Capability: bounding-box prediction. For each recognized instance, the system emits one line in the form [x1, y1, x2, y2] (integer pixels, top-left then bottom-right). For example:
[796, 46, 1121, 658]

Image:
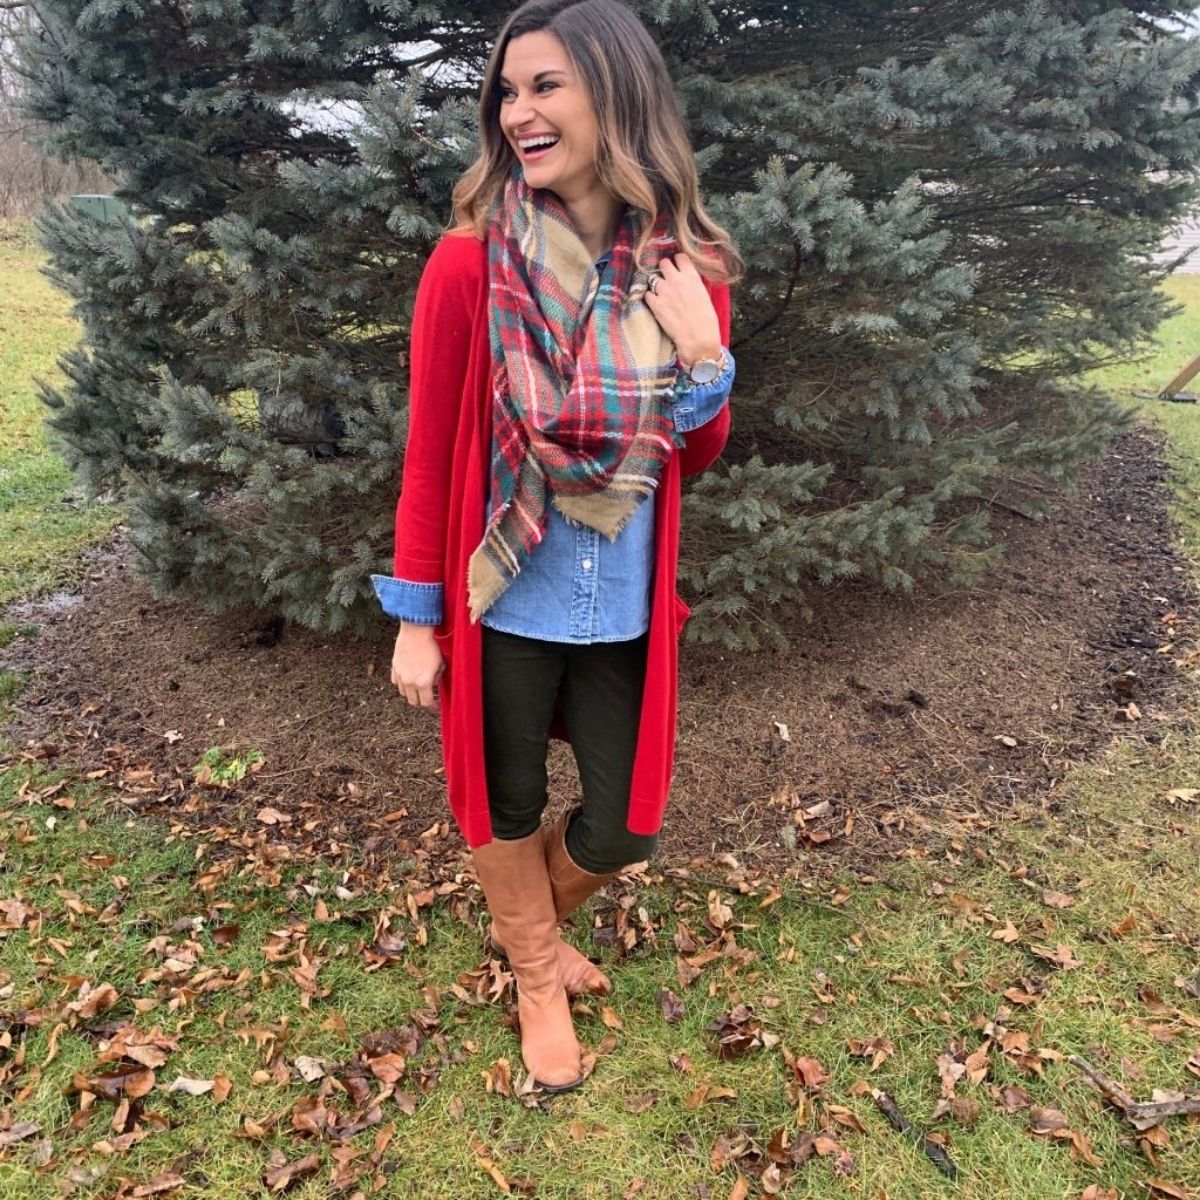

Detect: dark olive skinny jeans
[481, 624, 659, 873]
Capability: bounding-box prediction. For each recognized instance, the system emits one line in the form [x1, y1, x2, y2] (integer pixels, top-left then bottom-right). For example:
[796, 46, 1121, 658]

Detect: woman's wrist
[675, 342, 724, 371]
[399, 621, 438, 635]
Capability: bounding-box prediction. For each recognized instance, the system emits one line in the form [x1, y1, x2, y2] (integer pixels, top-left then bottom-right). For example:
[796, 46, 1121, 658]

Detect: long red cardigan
[393, 230, 732, 849]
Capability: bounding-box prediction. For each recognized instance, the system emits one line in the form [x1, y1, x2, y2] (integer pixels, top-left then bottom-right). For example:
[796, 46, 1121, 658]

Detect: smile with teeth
[518, 134, 560, 159]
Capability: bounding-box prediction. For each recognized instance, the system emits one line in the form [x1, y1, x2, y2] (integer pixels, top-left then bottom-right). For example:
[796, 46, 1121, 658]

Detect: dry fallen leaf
[1030, 942, 1082, 969]
[130, 1172, 186, 1197]
[263, 1150, 320, 1194]
[1029, 1106, 1069, 1135]
[658, 988, 685, 1024]
[1146, 1181, 1191, 1200]
[846, 1036, 895, 1071]
[0, 1122, 41, 1149]
[166, 1076, 214, 1097]
[472, 1141, 511, 1194]
[293, 1055, 329, 1083]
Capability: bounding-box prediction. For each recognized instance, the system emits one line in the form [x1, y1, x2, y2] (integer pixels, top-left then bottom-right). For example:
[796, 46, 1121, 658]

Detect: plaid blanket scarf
[466, 165, 684, 623]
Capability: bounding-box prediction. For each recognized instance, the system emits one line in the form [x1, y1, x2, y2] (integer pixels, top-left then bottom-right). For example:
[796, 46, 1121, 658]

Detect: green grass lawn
[0, 223, 119, 610]
[0, 228, 1198, 1199]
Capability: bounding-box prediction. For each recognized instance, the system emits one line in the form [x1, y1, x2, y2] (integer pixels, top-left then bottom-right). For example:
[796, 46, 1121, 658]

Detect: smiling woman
[373, 0, 743, 1096]
[450, 1, 741, 278]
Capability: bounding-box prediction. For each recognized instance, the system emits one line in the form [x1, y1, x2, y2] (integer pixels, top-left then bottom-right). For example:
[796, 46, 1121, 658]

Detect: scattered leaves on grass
[1, 743, 1196, 1196]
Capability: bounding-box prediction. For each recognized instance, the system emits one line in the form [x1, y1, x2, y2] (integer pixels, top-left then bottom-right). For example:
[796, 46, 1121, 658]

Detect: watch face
[689, 360, 720, 384]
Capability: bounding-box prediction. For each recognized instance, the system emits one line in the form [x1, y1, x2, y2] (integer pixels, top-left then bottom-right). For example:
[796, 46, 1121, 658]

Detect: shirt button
[581, 558, 593, 571]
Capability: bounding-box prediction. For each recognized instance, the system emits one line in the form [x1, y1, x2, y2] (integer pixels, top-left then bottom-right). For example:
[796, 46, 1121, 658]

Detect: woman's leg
[476, 626, 583, 1090]
[480, 625, 614, 999]
[560, 630, 660, 873]
[482, 625, 564, 836]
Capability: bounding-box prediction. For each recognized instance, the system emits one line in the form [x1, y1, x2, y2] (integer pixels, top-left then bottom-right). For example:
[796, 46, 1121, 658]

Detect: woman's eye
[499, 82, 557, 99]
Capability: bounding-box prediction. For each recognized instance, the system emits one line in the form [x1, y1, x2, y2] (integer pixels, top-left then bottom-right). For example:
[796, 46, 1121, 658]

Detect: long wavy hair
[449, 0, 743, 287]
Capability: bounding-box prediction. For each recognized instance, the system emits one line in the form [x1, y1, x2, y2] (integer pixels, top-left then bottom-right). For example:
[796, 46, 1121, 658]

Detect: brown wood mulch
[3, 423, 1198, 882]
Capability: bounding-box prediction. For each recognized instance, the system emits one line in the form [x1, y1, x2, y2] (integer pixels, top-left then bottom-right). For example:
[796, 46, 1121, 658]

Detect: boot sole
[537, 1073, 586, 1092]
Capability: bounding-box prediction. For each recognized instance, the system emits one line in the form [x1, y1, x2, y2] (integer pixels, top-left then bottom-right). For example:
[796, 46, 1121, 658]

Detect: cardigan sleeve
[393, 236, 481, 584]
[677, 279, 733, 478]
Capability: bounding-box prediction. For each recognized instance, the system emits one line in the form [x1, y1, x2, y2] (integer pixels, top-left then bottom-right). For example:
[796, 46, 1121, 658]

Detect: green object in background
[67, 193, 129, 222]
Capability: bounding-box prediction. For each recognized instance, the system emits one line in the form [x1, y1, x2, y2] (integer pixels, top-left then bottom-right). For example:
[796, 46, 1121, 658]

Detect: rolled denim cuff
[671, 346, 735, 433]
[370, 574, 443, 625]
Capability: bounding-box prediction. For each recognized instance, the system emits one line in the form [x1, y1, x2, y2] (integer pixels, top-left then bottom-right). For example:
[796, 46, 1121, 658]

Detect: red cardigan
[393, 231, 732, 849]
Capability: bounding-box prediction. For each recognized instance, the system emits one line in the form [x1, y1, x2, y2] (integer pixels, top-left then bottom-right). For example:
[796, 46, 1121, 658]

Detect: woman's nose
[505, 91, 537, 129]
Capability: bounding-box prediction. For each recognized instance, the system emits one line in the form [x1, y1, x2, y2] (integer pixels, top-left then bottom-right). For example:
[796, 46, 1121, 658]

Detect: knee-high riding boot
[471, 824, 585, 1092]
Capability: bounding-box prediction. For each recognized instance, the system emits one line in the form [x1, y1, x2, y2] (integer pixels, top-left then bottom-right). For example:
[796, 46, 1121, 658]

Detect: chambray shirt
[372, 249, 735, 643]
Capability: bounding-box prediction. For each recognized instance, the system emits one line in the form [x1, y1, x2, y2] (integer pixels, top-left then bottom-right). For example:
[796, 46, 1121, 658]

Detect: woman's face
[498, 30, 603, 201]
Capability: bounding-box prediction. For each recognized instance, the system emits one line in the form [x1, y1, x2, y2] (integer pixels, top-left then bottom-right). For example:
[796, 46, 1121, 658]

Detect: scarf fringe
[553, 488, 646, 541]
[467, 546, 508, 625]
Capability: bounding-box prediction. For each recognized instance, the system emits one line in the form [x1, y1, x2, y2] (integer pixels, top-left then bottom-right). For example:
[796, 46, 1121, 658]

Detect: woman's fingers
[398, 676, 440, 709]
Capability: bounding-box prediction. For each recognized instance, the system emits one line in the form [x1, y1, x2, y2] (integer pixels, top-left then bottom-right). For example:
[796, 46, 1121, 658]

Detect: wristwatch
[681, 348, 727, 387]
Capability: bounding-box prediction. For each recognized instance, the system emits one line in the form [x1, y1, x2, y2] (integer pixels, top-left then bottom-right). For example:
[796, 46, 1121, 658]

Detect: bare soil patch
[3, 423, 1198, 876]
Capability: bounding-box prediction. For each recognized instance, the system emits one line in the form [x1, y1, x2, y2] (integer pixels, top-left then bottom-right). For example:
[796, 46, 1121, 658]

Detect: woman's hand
[641, 252, 722, 368]
[391, 623, 445, 710]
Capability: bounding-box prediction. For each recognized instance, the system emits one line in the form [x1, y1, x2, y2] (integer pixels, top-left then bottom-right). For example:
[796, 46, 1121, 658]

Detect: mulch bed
[3, 423, 1198, 880]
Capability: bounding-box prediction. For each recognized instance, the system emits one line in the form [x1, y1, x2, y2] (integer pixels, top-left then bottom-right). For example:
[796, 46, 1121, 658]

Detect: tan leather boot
[471, 824, 584, 1092]
[489, 807, 623, 997]
[544, 806, 624, 995]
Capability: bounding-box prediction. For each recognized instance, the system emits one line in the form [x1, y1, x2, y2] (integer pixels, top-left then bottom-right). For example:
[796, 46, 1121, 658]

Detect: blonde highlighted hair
[449, 0, 743, 287]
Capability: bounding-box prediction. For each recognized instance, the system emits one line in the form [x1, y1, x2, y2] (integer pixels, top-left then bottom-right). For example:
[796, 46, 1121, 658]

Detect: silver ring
[647, 274, 660, 293]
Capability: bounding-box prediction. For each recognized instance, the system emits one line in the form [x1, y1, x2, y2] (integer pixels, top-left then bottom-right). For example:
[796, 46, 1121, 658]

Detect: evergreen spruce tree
[14, 0, 1200, 648]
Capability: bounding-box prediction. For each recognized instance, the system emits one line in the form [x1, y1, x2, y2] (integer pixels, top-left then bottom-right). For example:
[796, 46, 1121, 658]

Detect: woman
[372, 0, 741, 1093]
